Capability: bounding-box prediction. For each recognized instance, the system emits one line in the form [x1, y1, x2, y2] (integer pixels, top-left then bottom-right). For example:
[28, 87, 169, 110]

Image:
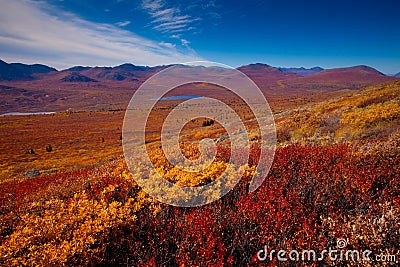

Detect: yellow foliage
[0, 188, 143, 266]
[341, 102, 400, 128]
[276, 80, 400, 144]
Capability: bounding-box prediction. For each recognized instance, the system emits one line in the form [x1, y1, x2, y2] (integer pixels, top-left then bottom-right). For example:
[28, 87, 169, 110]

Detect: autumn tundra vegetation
[0, 79, 399, 266]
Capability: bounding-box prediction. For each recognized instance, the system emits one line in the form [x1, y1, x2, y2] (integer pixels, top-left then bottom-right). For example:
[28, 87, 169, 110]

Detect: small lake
[0, 112, 56, 117]
[152, 95, 204, 101]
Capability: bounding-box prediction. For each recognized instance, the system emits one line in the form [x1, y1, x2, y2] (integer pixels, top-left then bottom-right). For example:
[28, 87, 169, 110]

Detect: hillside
[237, 63, 397, 95]
[60, 73, 98, 82]
[275, 79, 400, 144]
[0, 60, 56, 81]
[77, 64, 165, 82]
[0, 79, 399, 266]
[273, 65, 394, 93]
[0, 59, 397, 114]
[236, 63, 299, 91]
[0, 60, 33, 81]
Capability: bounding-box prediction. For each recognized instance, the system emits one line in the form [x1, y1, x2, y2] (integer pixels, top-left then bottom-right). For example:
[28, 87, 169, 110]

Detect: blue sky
[0, 0, 399, 73]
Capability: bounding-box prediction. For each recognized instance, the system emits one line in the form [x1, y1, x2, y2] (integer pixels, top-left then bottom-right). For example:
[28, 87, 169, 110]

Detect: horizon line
[1, 58, 398, 75]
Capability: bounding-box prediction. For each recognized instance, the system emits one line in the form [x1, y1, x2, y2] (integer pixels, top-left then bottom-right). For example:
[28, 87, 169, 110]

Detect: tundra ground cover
[0, 140, 399, 266]
[0, 80, 399, 266]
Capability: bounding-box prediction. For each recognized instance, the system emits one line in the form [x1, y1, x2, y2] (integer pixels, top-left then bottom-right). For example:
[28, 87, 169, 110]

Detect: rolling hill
[237, 63, 299, 83]
[238, 64, 396, 94]
[0, 59, 398, 114]
[0, 60, 56, 81]
[60, 73, 98, 83]
[275, 79, 400, 144]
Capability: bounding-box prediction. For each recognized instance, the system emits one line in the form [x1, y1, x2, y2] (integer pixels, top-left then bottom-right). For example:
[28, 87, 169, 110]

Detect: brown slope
[78, 64, 168, 82]
[275, 79, 400, 144]
[0, 60, 33, 81]
[0, 59, 57, 81]
[60, 73, 98, 82]
[236, 64, 396, 95]
[1, 62, 397, 115]
[237, 63, 299, 88]
[279, 65, 396, 93]
[0, 71, 141, 114]
[0, 63, 162, 113]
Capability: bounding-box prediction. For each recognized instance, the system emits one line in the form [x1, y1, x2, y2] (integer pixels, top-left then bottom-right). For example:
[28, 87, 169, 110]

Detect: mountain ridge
[0, 59, 395, 81]
[278, 66, 324, 76]
[0, 60, 57, 81]
[0, 59, 398, 114]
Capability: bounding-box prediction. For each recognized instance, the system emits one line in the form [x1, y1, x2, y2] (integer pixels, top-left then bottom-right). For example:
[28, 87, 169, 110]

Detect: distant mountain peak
[114, 63, 150, 71]
[349, 65, 379, 71]
[237, 63, 282, 74]
[0, 59, 33, 81]
[0, 59, 58, 81]
[310, 66, 324, 71]
[10, 63, 57, 74]
[242, 63, 272, 69]
[60, 73, 98, 82]
[321, 65, 385, 76]
[357, 65, 385, 75]
[278, 66, 324, 76]
[65, 66, 91, 72]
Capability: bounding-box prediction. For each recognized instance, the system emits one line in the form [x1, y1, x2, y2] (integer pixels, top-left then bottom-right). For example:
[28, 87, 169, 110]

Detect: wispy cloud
[180, 39, 190, 46]
[116, 20, 131, 27]
[159, 41, 176, 49]
[141, 0, 199, 34]
[0, 0, 200, 69]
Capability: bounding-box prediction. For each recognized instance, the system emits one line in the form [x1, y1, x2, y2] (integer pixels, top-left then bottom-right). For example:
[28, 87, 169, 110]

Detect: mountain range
[0, 59, 396, 84]
[0, 59, 56, 81]
[0, 59, 398, 114]
[278, 66, 324, 76]
[236, 63, 395, 93]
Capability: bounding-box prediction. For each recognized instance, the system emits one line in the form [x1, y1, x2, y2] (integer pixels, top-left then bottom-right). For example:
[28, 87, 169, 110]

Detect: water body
[152, 95, 204, 101]
[0, 112, 56, 117]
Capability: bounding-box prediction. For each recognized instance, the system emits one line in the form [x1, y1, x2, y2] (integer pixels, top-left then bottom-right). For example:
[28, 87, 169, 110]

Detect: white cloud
[141, 0, 199, 33]
[159, 41, 175, 48]
[181, 39, 190, 46]
[141, 0, 163, 11]
[170, 34, 189, 47]
[116, 20, 131, 27]
[0, 0, 201, 69]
